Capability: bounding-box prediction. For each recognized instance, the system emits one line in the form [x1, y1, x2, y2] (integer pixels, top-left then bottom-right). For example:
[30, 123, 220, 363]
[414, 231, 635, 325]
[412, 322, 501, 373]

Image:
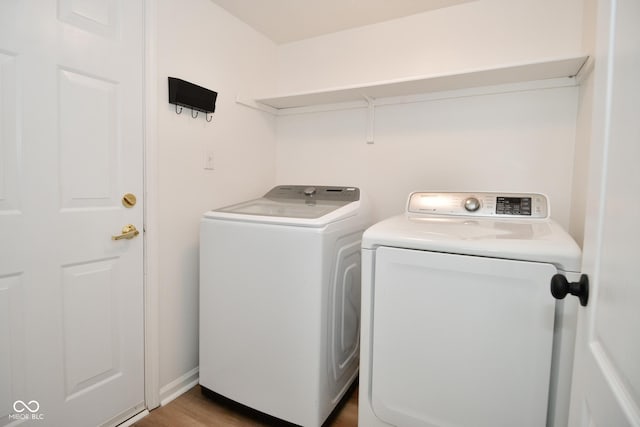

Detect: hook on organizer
[206, 113, 213, 122]
[175, 104, 183, 114]
[191, 109, 198, 119]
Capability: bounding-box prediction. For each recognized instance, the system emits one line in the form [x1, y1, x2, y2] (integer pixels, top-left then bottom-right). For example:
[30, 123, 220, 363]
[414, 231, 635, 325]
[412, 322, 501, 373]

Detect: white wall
[275, 0, 585, 231]
[570, 71, 594, 246]
[156, 0, 277, 395]
[569, 0, 598, 247]
[153, 0, 590, 401]
[276, 0, 584, 94]
[277, 87, 579, 227]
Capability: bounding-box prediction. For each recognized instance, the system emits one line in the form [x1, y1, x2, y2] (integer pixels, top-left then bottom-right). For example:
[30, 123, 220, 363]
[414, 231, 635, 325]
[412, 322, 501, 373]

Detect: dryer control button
[303, 187, 317, 196]
[464, 197, 481, 212]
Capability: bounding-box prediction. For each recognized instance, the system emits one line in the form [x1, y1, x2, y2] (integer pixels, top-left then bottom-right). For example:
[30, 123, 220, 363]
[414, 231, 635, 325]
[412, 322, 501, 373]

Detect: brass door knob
[112, 224, 140, 240]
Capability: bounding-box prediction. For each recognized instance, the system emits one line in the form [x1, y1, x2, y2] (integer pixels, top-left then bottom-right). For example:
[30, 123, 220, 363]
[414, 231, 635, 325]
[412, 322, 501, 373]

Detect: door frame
[143, 0, 161, 410]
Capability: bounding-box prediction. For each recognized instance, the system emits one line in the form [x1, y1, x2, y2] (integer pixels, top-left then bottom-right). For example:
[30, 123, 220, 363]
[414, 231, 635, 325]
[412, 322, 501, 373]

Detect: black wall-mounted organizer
[168, 77, 218, 122]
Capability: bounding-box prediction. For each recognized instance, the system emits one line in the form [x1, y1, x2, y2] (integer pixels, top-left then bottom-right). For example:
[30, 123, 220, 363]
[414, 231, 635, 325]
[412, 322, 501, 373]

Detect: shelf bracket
[364, 96, 375, 144]
[235, 95, 279, 115]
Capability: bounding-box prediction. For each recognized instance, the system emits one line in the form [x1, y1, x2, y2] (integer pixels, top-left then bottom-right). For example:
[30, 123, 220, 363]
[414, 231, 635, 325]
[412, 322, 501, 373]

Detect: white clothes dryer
[359, 192, 582, 427]
[200, 185, 371, 427]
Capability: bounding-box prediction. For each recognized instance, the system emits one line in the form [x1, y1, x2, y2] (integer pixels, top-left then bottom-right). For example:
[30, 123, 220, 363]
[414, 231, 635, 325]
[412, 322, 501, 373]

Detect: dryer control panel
[407, 192, 549, 218]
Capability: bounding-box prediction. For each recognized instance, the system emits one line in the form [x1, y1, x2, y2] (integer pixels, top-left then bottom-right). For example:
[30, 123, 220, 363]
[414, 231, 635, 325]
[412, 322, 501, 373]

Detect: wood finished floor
[132, 382, 358, 427]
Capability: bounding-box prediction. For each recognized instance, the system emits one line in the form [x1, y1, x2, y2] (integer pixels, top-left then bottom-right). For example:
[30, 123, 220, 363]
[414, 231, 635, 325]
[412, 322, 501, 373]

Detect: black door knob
[550, 274, 589, 307]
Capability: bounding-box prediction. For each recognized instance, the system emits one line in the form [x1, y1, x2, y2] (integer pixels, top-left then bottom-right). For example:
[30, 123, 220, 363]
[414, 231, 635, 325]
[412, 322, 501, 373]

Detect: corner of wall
[568, 0, 598, 247]
[159, 367, 200, 406]
[155, 0, 278, 397]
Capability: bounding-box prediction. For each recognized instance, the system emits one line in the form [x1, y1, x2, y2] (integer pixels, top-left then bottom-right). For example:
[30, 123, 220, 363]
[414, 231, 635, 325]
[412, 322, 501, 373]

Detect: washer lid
[203, 185, 361, 226]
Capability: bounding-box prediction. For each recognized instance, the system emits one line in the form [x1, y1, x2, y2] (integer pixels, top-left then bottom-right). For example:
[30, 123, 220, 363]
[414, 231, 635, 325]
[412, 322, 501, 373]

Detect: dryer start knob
[303, 187, 317, 196]
[464, 197, 481, 212]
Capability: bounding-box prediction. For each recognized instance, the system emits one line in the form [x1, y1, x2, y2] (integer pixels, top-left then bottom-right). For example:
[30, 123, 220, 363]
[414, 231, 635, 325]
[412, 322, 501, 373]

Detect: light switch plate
[204, 150, 214, 170]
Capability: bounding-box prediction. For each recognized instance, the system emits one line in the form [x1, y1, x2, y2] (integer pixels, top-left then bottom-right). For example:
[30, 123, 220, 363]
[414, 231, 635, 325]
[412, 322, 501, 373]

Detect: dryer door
[371, 247, 557, 427]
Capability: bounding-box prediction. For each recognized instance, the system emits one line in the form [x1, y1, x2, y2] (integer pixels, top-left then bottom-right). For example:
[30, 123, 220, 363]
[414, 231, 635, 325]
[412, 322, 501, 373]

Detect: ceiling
[209, 0, 473, 44]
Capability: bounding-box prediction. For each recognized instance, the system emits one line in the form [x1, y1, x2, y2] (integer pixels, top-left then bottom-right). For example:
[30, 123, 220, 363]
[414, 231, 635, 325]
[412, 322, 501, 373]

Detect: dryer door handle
[550, 274, 589, 307]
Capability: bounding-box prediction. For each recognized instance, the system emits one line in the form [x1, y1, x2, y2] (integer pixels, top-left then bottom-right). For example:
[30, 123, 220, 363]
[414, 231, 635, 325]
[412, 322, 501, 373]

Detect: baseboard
[159, 367, 199, 406]
[117, 409, 149, 427]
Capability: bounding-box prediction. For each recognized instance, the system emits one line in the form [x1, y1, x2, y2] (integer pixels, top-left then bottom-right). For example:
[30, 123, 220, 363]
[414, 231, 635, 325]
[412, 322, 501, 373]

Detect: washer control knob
[303, 187, 317, 196]
[464, 197, 481, 212]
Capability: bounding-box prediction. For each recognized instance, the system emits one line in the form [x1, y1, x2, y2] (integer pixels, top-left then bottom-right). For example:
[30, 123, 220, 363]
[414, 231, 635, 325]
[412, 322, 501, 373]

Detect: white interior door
[0, 1, 145, 426]
[568, 0, 640, 425]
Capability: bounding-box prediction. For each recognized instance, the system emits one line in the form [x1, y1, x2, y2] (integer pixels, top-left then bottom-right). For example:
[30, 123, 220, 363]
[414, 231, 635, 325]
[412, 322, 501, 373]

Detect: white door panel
[58, 0, 118, 38]
[0, 275, 27, 422]
[569, 0, 640, 425]
[58, 69, 119, 208]
[0, 1, 144, 425]
[0, 52, 19, 214]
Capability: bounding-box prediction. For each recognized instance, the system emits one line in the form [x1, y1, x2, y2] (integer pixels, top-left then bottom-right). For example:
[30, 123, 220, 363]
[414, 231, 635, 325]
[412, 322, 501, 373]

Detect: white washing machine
[359, 192, 582, 427]
[199, 185, 371, 427]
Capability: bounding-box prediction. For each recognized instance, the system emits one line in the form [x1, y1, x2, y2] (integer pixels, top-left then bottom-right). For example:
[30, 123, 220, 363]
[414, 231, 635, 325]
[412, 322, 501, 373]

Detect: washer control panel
[408, 192, 549, 218]
[265, 185, 360, 202]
